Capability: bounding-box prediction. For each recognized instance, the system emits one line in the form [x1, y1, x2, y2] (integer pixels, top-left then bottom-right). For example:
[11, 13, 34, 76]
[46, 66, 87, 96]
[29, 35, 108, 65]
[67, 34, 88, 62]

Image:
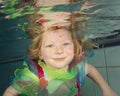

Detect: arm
[3, 86, 20, 96]
[86, 64, 117, 96]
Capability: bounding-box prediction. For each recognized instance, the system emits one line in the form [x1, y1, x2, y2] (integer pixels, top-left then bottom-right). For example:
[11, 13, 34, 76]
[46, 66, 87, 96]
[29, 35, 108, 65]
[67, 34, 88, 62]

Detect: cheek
[66, 46, 74, 56]
[40, 49, 52, 59]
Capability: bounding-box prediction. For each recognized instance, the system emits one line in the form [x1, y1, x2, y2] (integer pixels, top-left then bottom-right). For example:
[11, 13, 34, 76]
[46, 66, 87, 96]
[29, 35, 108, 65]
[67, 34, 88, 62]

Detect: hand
[102, 88, 118, 96]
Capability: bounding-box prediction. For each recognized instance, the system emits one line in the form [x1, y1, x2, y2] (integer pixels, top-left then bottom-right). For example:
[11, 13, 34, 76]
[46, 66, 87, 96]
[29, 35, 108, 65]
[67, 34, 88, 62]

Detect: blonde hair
[26, 0, 98, 60]
[26, 26, 80, 59]
[26, 25, 96, 60]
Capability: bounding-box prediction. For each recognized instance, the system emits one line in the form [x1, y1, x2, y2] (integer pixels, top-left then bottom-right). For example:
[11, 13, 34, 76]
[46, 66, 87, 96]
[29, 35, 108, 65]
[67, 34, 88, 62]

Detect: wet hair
[26, 25, 96, 60]
[25, 0, 98, 60]
[26, 26, 79, 59]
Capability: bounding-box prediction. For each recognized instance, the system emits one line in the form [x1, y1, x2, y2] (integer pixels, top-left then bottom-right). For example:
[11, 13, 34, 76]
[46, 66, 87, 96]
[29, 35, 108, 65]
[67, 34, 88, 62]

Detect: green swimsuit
[11, 56, 86, 96]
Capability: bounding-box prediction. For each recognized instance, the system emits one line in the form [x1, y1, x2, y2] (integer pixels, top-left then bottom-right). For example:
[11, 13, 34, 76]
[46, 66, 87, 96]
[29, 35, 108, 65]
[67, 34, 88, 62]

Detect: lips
[53, 57, 65, 61]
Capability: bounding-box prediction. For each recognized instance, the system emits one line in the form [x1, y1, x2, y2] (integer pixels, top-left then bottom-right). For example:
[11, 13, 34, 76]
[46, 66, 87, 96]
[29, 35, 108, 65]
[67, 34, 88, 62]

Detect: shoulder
[85, 63, 95, 75]
[13, 56, 39, 81]
[23, 55, 43, 76]
[11, 56, 40, 93]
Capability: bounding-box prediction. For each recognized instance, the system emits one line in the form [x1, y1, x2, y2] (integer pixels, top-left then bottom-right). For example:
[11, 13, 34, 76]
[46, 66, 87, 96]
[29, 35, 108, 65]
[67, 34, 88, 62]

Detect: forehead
[42, 29, 72, 41]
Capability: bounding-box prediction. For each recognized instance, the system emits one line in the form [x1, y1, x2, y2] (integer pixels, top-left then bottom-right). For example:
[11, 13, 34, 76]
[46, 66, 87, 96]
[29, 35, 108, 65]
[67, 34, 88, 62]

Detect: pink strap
[36, 64, 48, 89]
[36, 64, 44, 78]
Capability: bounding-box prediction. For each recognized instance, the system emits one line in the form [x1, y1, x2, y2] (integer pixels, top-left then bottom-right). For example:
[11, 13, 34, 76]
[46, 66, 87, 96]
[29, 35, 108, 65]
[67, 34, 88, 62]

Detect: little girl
[1, 0, 117, 96]
[3, 26, 117, 96]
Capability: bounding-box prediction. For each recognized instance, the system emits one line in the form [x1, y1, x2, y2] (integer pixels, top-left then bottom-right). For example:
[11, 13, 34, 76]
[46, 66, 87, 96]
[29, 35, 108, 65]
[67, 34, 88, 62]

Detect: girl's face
[39, 29, 74, 69]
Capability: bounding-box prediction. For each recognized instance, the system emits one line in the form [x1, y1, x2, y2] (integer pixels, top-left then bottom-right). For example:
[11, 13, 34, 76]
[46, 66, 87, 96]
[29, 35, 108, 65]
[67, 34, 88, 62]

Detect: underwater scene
[0, 0, 120, 64]
[0, 0, 120, 96]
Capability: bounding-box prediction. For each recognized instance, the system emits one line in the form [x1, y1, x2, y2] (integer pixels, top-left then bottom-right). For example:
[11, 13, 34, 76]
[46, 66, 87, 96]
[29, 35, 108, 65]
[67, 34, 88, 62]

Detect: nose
[55, 45, 63, 54]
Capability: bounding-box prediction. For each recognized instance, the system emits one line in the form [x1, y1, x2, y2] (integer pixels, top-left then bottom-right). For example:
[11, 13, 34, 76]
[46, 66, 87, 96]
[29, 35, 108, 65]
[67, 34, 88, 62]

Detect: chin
[55, 64, 69, 69]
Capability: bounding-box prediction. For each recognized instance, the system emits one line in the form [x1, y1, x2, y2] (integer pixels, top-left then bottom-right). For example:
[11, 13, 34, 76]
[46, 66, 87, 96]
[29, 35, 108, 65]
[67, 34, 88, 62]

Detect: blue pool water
[0, 1, 120, 96]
